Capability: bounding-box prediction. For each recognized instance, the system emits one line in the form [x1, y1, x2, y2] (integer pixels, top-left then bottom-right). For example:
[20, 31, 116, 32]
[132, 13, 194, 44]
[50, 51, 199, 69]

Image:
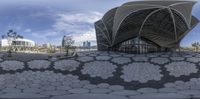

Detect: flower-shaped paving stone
[132, 57, 149, 62]
[54, 60, 80, 71]
[77, 53, 86, 57]
[186, 57, 200, 63]
[170, 57, 185, 61]
[0, 61, 24, 71]
[88, 53, 98, 57]
[195, 54, 200, 58]
[110, 54, 122, 57]
[28, 60, 50, 69]
[0, 71, 83, 96]
[0, 54, 4, 58]
[121, 63, 163, 83]
[99, 53, 110, 56]
[111, 57, 131, 65]
[171, 53, 181, 57]
[123, 54, 135, 58]
[77, 56, 94, 62]
[135, 54, 146, 57]
[160, 55, 170, 57]
[150, 58, 170, 65]
[165, 62, 198, 77]
[184, 55, 193, 58]
[146, 54, 159, 58]
[81, 61, 117, 79]
[96, 56, 111, 61]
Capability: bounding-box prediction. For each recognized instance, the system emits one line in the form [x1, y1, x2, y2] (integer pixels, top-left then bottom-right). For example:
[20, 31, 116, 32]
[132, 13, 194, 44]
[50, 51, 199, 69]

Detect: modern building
[42, 43, 52, 49]
[83, 41, 91, 48]
[95, 0, 199, 53]
[1, 38, 35, 51]
[62, 36, 66, 47]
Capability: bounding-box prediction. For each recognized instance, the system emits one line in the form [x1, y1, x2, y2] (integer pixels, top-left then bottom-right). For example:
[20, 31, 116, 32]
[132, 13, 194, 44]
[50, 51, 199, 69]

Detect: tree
[1, 30, 23, 57]
[197, 42, 200, 51]
[62, 36, 75, 56]
[191, 42, 200, 52]
[191, 42, 196, 52]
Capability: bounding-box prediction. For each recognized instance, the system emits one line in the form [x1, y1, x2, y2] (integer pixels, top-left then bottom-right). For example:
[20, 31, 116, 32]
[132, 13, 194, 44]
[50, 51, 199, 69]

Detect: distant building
[83, 41, 91, 48]
[1, 38, 35, 51]
[62, 36, 66, 47]
[42, 43, 52, 49]
[42, 44, 46, 48]
[47, 43, 51, 48]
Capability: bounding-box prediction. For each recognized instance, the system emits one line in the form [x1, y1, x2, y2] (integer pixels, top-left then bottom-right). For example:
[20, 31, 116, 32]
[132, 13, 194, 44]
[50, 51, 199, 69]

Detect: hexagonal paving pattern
[28, 60, 50, 69]
[81, 61, 117, 79]
[132, 57, 149, 62]
[111, 57, 131, 65]
[121, 63, 163, 83]
[0, 60, 24, 71]
[150, 57, 170, 65]
[96, 56, 111, 61]
[186, 57, 200, 63]
[1, 51, 200, 99]
[54, 60, 80, 71]
[77, 56, 94, 62]
[165, 62, 198, 77]
[170, 57, 185, 61]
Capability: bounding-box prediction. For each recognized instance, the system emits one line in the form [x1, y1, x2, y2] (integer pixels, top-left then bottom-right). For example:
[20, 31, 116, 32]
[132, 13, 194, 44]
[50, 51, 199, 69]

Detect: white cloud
[24, 29, 32, 32]
[53, 11, 102, 45]
[53, 11, 102, 33]
[7, 24, 23, 31]
[31, 31, 62, 45]
[72, 29, 97, 46]
[31, 33, 46, 39]
[57, 12, 102, 24]
[31, 31, 57, 38]
[30, 11, 102, 46]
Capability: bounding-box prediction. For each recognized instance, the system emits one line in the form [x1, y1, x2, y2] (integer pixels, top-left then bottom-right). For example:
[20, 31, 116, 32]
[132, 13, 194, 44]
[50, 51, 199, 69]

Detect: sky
[0, 0, 199, 47]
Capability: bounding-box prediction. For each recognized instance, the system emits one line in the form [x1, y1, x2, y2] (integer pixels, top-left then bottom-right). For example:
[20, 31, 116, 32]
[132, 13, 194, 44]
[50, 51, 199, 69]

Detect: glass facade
[113, 37, 167, 54]
[95, 20, 111, 51]
[12, 41, 33, 47]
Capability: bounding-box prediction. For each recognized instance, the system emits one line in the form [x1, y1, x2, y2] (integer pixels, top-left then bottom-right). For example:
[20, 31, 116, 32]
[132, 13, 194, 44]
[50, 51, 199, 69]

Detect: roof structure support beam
[101, 19, 112, 42]
[113, 2, 194, 45]
[138, 8, 165, 37]
[169, 1, 195, 29]
[167, 8, 178, 41]
[95, 24, 112, 46]
[98, 43, 109, 47]
[112, 7, 160, 44]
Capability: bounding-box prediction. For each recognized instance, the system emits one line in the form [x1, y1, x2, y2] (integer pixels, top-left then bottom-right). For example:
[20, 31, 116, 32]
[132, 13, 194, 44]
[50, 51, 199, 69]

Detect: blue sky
[0, 0, 199, 47]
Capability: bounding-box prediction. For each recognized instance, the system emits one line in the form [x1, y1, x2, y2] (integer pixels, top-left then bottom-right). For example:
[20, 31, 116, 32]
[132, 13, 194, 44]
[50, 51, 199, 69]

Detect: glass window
[115, 37, 161, 53]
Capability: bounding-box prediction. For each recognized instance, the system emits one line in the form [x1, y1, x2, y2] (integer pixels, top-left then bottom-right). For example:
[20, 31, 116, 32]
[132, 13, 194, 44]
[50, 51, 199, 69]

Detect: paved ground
[1, 51, 200, 99]
[2, 52, 49, 61]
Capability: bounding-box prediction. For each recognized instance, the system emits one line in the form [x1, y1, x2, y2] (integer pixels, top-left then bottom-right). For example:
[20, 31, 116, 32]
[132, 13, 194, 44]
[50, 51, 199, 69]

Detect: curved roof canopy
[95, 0, 199, 48]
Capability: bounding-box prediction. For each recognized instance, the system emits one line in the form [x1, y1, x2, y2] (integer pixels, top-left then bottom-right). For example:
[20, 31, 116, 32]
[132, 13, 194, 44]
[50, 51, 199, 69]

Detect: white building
[1, 38, 36, 51]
